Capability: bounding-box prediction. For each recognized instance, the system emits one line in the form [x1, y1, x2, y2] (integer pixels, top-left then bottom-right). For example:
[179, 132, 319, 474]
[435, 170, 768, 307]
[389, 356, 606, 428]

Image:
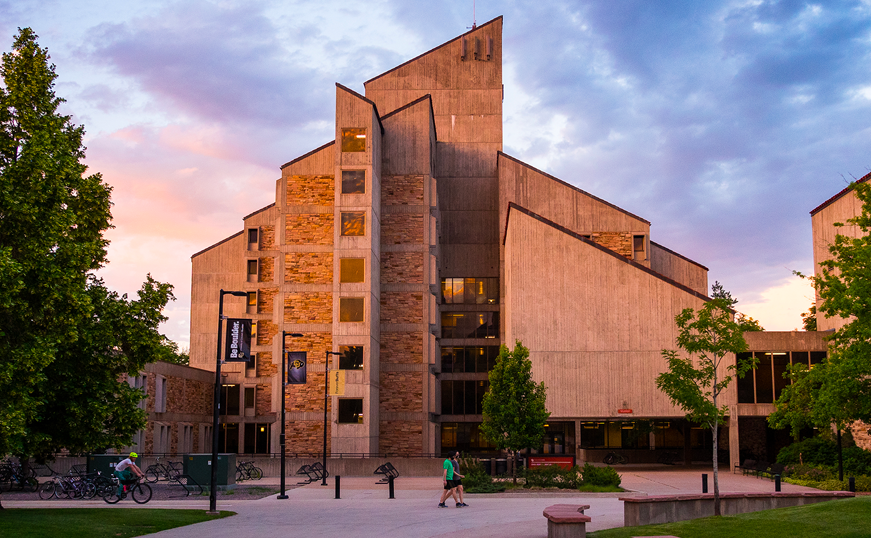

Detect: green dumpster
[87, 454, 125, 476]
[183, 453, 236, 490]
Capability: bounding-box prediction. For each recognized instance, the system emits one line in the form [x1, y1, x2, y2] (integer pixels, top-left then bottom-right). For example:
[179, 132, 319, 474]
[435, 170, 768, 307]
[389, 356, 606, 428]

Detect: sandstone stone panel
[257, 351, 277, 377]
[260, 225, 276, 249]
[257, 288, 278, 314]
[379, 421, 423, 455]
[381, 292, 423, 324]
[591, 232, 632, 258]
[285, 420, 330, 454]
[286, 252, 334, 284]
[381, 214, 424, 245]
[382, 175, 425, 205]
[285, 293, 333, 324]
[288, 372, 330, 412]
[286, 214, 333, 245]
[282, 333, 333, 364]
[287, 175, 335, 206]
[380, 252, 424, 284]
[256, 320, 278, 346]
[259, 256, 275, 282]
[380, 372, 423, 413]
[380, 333, 423, 364]
[255, 384, 272, 416]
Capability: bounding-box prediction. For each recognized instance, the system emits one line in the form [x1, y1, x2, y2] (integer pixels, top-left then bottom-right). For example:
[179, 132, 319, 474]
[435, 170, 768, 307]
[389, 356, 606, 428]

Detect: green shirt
[443, 459, 454, 480]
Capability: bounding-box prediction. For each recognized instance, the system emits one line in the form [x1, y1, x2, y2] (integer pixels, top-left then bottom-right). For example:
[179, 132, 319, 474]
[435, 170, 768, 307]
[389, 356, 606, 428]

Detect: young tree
[656, 297, 752, 516]
[710, 280, 764, 332]
[800, 303, 817, 331]
[0, 28, 180, 462]
[480, 341, 550, 484]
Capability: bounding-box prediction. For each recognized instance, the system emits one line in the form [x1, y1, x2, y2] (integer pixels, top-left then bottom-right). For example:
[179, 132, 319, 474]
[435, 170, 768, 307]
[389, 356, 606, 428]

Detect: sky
[2, 0, 870, 348]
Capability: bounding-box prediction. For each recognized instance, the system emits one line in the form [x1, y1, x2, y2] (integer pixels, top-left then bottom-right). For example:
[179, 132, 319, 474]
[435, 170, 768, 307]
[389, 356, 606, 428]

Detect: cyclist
[114, 452, 145, 496]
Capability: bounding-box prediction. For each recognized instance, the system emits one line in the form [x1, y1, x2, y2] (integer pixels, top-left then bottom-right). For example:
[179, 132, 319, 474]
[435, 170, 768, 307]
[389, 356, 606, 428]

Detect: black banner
[224, 318, 252, 362]
[287, 352, 307, 384]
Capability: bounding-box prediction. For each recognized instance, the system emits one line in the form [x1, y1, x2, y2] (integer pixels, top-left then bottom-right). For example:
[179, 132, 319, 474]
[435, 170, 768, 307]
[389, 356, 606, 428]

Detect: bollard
[335, 475, 341, 499]
[702, 473, 708, 493]
[775, 474, 781, 492]
[388, 475, 395, 499]
[849, 476, 855, 493]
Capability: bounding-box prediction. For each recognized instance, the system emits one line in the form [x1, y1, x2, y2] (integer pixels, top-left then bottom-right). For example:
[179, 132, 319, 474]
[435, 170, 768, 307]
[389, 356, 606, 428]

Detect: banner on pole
[328, 369, 346, 396]
[224, 318, 252, 362]
[287, 352, 307, 384]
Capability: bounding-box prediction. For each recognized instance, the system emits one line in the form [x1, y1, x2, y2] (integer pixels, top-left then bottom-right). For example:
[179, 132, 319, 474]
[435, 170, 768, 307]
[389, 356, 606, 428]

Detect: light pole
[323, 350, 342, 486]
[209, 289, 248, 514]
[278, 331, 303, 500]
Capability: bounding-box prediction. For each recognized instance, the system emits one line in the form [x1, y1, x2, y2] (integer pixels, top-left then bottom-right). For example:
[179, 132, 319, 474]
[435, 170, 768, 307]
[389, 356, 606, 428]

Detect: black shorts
[453, 478, 463, 487]
[443, 479, 457, 490]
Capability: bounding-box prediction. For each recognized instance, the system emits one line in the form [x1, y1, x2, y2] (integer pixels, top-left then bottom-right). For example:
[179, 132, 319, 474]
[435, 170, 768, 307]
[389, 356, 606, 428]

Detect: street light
[323, 350, 342, 486]
[208, 289, 248, 514]
[278, 331, 304, 500]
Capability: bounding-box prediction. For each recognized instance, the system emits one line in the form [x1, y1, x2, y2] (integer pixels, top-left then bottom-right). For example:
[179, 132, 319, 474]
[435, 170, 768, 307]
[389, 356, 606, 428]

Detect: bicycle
[39, 474, 97, 500]
[0, 461, 39, 492]
[603, 451, 627, 465]
[102, 475, 152, 504]
[235, 460, 263, 481]
[144, 458, 182, 483]
[656, 450, 680, 465]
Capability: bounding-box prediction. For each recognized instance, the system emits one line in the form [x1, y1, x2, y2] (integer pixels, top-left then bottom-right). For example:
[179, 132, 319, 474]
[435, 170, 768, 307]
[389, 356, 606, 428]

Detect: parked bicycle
[235, 460, 263, 481]
[39, 474, 95, 499]
[0, 460, 38, 492]
[102, 475, 152, 504]
[144, 458, 182, 483]
[602, 451, 627, 465]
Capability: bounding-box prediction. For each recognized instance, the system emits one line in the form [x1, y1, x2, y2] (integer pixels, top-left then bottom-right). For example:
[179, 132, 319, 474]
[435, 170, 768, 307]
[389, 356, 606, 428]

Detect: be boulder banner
[287, 352, 307, 384]
[224, 318, 252, 362]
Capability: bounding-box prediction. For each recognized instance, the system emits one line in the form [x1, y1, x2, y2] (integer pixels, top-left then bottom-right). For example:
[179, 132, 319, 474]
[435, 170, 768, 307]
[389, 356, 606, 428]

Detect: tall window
[244, 387, 255, 413]
[342, 170, 366, 194]
[247, 259, 258, 277]
[633, 235, 646, 261]
[244, 423, 270, 454]
[180, 424, 193, 454]
[247, 228, 259, 247]
[219, 423, 239, 453]
[440, 380, 489, 415]
[341, 212, 366, 236]
[441, 278, 498, 304]
[155, 375, 167, 413]
[341, 128, 366, 152]
[737, 351, 827, 403]
[221, 384, 241, 416]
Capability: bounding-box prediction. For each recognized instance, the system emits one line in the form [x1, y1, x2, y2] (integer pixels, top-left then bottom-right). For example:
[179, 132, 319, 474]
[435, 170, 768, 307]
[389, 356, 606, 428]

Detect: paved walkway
[4, 466, 822, 537]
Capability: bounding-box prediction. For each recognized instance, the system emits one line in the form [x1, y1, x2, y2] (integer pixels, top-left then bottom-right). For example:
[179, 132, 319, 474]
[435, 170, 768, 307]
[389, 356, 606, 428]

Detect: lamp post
[209, 289, 248, 514]
[278, 331, 304, 500]
[323, 350, 342, 486]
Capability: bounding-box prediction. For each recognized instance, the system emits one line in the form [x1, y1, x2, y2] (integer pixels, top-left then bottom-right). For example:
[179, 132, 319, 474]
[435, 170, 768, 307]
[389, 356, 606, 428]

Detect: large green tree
[0, 28, 177, 462]
[480, 341, 550, 484]
[656, 297, 752, 516]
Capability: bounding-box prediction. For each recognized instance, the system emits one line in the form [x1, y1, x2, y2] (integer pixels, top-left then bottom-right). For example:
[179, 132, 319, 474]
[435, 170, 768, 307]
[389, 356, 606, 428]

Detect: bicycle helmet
[130, 452, 138, 458]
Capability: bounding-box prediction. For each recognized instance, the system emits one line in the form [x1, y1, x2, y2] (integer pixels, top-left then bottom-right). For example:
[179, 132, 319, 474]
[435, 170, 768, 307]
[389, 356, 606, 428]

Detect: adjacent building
[188, 17, 839, 466]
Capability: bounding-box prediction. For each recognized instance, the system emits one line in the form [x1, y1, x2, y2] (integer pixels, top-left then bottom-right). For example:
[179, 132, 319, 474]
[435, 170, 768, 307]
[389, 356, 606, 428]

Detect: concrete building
[188, 17, 827, 465]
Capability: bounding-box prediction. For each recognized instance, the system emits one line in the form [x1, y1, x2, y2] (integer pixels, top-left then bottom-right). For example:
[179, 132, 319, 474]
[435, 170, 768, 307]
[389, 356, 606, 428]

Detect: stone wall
[284, 333, 332, 364]
[381, 214, 424, 245]
[381, 292, 423, 324]
[165, 376, 212, 415]
[286, 214, 334, 245]
[379, 421, 423, 455]
[259, 256, 275, 282]
[380, 333, 423, 364]
[256, 320, 278, 346]
[287, 372, 329, 412]
[257, 288, 278, 314]
[285, 293, 333, 323]
[285, 252, 334, 283]
[851, 421, 871, 451]
[286, 420, 331, 454]
[380, 252, 424, 283]
[260, 225, 276, 249]
[591, 232, 633, 258]
[255, 384, 272, 416]
[380, 372, 423, 412]
[382, 175, 425, 205]
[287, 175, 334, 206]
[257, 351, 277, 377]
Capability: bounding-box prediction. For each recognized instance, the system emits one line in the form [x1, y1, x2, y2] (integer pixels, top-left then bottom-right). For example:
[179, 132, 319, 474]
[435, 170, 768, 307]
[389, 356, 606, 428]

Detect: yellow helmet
[130, 452, 138, 458]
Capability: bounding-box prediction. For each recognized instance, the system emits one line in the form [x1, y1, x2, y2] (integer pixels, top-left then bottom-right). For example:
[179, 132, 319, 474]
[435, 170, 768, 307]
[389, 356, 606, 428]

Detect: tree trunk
[511, 451, 517, 485]
[712, 374, 721, 517]
[837, 429, 844, 482]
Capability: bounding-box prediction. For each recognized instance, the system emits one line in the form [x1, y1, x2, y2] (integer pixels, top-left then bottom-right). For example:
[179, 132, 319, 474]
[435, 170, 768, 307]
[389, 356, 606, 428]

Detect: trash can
[495, 459, 507, 476]
[183, 454, 236, 490]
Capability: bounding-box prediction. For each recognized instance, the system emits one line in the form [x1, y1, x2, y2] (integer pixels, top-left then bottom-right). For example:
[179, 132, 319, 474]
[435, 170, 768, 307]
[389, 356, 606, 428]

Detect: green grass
[577, 484, 623, 492]
[589, 497, 871, 538]
[0, 508, 234, 538]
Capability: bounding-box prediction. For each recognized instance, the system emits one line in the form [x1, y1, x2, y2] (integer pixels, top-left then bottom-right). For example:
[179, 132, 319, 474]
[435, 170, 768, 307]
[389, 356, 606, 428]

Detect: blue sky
[3, 0, 870, 346]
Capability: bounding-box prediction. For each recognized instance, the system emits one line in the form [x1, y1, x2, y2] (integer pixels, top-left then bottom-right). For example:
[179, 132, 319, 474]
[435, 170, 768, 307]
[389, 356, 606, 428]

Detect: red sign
[617, 409, 633, 414]
[528, 456, 575, 469]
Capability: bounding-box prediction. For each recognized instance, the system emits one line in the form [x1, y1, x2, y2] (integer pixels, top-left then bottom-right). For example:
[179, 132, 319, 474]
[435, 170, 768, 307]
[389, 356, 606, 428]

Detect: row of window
[220, 384, 257, 416]
[218, 423, 272, 454]
[441, 312, 499, 339]
[441, 278, 498, 305]
[441, 380, 489, 415]
[737, 351, 826, 404]
[579, 420, 710, 450]
[441, 346, 500, 373]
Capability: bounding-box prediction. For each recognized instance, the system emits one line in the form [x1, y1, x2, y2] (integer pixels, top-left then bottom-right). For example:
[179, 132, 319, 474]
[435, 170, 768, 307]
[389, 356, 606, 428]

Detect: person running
[114, 452, 144, 496]
[451, 451, 468, 507]
[438, 450, 460, 508]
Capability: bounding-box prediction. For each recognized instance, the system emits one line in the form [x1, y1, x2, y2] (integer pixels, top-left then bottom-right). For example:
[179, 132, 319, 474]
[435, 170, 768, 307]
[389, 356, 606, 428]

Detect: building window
[340, 258, 365, 283]
[219, 423, 239, 453]
[340, 212, 366, 236]
[342, 170, 366, 194]
[440, 422, 496, 452]
[341, 128, 366, 152]
[220, 384, 241, 416]
[246, 353, 257, 375]
[244, 387, 255, 411]
[180, 424, 193, 454]
[127, 374, 147, 410]
[244, 423, 271, 454]
[339, 345, 364, 370]
[338, 399, 364, 423]
[440, 380, 489, 415]
[736, 351, 826, 404]
[248, 228, 259, 247]
[200, 424, 213, 453]
[441, 312, 499, 338]
[441, 278, 498, 304]
[247, 291, 257, 307]
[339, 298, 364, 322]
[154, 423, 170, 454]
[155, 375, 167, 413]
[441, 346, 500, 373]
[247, 259, 258, 276]
[633, 235, 646, 261]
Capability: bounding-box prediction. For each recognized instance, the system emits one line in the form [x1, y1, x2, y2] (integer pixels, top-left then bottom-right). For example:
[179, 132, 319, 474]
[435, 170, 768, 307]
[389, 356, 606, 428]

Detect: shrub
[582, 463, 621, 487]
[777, 437, 871, 476]
[457, 453, 496, 492]
[784, 476, 871, 492]
[521, 465, 582, 489]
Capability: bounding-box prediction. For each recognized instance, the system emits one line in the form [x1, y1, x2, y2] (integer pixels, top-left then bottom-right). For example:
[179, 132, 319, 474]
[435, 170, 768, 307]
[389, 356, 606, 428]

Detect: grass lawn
[0, 508, 234, 538]
[589, 496, 871, 538]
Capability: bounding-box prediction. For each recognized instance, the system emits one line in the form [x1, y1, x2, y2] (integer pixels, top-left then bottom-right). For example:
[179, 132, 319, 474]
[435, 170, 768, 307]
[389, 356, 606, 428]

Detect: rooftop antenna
[469, 0, 477, 29]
